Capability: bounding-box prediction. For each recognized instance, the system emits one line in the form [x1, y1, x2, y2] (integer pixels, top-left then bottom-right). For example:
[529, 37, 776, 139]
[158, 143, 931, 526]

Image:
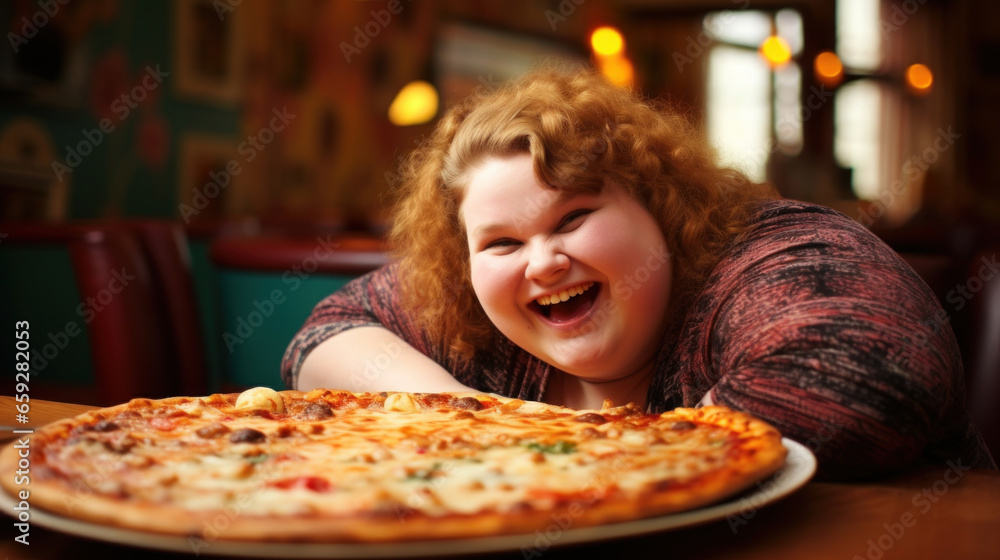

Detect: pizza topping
[573, 412, 607, 424]
[246, 453, 270, 464]
[229, 428, 267, 444]
[296, 402, 334, 420]
[104, 434, 137, 454]
[499, 399, 525, 413]
[91, 420, 120, 432]
[404, 462, 445, 481]
[384, 393, 420, 412]
[525, 441, 577, 454]
[670, 421, 697, 431]
[269, 476, 332, 492]
[235, 387, 285, 414]
[450, 396, 484, 411]
[195, 422, 231, 439]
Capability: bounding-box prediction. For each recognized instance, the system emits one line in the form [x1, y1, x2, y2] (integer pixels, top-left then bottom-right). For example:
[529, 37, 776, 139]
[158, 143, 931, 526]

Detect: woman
[282, 67, 994, 479]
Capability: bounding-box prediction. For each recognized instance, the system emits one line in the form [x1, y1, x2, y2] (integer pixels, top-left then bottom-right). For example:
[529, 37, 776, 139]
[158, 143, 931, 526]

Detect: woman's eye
[485, 238, 519, 250]
[558, 209, 592, 231]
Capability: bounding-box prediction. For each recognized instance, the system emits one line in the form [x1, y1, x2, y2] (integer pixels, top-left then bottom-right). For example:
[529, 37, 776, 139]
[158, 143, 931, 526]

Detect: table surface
[1, 396, 998, 560]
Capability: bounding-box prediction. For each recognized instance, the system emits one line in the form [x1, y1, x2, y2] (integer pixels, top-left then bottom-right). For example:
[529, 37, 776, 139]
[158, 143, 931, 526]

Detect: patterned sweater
[282, 200, 996, 479]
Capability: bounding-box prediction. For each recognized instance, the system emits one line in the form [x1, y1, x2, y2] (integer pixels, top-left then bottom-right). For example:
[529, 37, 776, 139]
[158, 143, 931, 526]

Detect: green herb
[524, 441, 577, 454]
[245, 454, 269, 464]
[406, 462, 443, 481]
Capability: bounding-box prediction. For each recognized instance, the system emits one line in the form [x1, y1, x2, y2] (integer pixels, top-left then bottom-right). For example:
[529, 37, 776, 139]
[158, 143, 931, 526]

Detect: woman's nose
[524, 240, 570, 282]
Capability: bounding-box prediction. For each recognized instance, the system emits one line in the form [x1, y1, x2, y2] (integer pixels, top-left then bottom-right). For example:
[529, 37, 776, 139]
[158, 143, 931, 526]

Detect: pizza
[1, 387, 787, 543]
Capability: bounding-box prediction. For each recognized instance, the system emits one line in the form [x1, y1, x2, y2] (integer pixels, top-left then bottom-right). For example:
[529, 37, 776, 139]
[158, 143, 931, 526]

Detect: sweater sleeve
[684, 202, 969, 479]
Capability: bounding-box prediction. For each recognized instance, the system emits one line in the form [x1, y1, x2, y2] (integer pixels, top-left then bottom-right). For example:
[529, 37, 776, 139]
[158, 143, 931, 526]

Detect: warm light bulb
[905, 63, 933, 95]
[388, 80, 438, 126]
[814, 51, 843, 86]
[591, 26, 624, 57]
[759, 35, 792, 68]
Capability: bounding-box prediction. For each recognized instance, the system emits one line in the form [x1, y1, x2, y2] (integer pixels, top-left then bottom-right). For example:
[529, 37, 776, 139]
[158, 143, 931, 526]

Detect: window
[704, 9, 803, 183]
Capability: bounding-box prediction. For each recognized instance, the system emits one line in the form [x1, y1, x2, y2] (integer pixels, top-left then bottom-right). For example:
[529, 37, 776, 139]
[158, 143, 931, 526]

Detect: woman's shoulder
[698, 197, 925, 313]
[748, 198, 872, 234]
[731, 198, 893, 260]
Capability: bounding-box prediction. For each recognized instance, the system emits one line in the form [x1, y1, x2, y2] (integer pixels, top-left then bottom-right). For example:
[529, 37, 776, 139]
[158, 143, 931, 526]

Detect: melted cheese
[42, 393, 762, 521]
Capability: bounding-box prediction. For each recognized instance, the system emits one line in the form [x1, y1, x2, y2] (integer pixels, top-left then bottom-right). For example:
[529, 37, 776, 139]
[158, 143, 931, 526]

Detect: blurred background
[1, 0, 999, 430]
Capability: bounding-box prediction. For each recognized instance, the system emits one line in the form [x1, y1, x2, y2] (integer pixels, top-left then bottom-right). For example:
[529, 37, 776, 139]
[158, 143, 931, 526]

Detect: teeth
[535, 282, 594, 306]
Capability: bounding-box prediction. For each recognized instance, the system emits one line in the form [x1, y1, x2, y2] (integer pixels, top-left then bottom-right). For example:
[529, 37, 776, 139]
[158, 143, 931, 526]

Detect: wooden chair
[123, 220, 209, 396]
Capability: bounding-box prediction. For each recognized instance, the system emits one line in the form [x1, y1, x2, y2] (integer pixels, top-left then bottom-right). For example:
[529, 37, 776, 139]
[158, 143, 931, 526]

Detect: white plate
[1, 438, 815, 558]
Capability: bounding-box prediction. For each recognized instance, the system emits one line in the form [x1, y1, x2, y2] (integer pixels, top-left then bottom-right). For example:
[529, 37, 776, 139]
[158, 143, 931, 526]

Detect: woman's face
[461, 153, 673, 382]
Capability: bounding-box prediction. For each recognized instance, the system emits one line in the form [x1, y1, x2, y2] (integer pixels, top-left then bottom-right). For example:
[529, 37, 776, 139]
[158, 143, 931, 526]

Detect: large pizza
[1, 388, 787, 543]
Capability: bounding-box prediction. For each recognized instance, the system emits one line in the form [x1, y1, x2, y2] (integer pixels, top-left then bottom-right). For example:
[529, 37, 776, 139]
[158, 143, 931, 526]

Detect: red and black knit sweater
[282, 199, 996, 479]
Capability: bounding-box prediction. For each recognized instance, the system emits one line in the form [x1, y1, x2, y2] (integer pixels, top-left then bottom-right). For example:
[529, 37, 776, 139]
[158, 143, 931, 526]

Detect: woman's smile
[530, 281, 599, 323]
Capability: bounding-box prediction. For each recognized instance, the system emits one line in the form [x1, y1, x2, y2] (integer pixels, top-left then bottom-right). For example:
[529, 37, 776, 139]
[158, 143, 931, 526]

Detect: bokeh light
[814, 51, 844, 87]
[905, 63, 933, 95]
[591, 26, 624, 57]
[759, 35, 792, 68]
[388, 80, 439, 126]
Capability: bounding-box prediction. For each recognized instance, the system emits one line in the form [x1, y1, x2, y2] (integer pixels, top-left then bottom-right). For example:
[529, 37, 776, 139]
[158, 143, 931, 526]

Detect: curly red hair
[389, 67, 776, 363]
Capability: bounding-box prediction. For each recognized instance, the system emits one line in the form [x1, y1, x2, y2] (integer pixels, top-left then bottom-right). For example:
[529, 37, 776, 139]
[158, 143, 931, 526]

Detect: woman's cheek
[470, 258, 513, 312]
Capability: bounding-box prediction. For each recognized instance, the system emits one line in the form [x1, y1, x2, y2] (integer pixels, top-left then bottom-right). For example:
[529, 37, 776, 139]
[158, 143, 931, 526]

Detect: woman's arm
[296, 326, 474, 392]
[672, 201, 972, 480]
[282, 263, 471, 392]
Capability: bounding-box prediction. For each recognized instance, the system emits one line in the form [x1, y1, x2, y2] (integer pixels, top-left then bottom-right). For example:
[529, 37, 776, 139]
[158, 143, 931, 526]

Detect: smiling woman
[282, 67, 995, 480]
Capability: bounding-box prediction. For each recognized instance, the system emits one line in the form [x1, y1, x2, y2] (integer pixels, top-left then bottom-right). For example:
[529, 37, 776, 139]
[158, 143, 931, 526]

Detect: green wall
[1, 0, 240, 219]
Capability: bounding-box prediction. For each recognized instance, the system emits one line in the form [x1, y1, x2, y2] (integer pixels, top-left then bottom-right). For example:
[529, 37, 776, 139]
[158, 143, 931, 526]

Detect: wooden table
[1, 397, 998, 559]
